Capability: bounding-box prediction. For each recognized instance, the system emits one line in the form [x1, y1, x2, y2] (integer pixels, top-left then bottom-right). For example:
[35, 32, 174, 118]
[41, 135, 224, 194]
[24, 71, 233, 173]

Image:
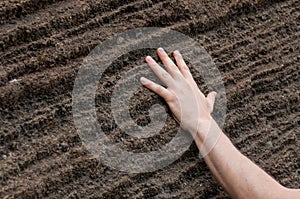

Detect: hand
[140, 48, 217, 136]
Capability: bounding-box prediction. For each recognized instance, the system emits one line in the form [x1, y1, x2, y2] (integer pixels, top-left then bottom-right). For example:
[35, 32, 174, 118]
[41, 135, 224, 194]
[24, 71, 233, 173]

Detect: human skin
[140, 48, 300, 199]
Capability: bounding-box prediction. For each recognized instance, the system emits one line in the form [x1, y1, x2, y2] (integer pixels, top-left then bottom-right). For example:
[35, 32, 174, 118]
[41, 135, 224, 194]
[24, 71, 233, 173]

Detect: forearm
[194, 119, 297, 199]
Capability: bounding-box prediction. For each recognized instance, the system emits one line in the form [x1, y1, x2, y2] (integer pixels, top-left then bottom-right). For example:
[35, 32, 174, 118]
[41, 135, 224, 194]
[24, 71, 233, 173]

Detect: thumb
[206, 91, 217, 113]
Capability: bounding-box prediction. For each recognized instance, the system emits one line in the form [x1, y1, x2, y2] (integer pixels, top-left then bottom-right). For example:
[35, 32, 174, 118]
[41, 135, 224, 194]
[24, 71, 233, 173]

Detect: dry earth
[0, 0, 299, 198]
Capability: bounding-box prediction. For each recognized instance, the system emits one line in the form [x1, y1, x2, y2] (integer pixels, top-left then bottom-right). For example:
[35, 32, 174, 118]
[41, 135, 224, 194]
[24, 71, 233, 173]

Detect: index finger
[146, 56, 173, 86]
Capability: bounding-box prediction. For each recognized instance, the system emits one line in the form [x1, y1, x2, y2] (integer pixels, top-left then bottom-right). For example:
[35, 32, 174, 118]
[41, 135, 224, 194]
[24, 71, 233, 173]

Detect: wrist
[186, 116, 214, 136]
[193, 118, 223, 156]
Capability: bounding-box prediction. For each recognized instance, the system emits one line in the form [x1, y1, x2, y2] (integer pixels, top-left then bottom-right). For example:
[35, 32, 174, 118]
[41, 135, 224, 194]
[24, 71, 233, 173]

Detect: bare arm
[140, 48, 300, 199]
[194, 119, 299, 199]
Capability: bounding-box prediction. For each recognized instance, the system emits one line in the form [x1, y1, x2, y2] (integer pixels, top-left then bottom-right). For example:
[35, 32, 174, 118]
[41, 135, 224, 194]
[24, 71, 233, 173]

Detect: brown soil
[0, 0, 299, 198]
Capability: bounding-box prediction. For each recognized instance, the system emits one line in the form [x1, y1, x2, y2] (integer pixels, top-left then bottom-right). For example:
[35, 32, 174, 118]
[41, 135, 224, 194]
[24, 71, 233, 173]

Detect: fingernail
[174, 50, 180, 55]
[158, 47, 164, 53]
[146, 56, 153, 62]
[140, 77, 149, 84]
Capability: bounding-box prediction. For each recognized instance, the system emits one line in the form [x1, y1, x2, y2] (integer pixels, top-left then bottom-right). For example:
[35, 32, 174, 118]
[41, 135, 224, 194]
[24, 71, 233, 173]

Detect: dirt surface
[0, 0, 299, 198]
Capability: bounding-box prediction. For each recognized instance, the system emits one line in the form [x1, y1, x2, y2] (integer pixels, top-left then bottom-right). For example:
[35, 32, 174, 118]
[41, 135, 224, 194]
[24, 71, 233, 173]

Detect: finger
[140, 77, 170, 100]
[146, 56, 173, 86]
[206, 91, 217, 113]
[173, 50, 193, 79]
[157, 48, 181, 77]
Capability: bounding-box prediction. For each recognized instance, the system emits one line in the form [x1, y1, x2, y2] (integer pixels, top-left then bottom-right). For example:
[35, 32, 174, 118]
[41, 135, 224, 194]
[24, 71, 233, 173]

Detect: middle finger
[146, 56, 173, 86]
[157, 48, 181, 78]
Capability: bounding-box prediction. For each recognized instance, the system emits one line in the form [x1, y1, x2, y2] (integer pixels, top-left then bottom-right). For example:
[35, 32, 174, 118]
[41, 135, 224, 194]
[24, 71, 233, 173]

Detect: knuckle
[173, 71, 184, 80]
[182, 64, 190, 71]
[156, 86, 163, 93]
[166, 93, 177, 103]
[161, 72, 170, 79]
[160, 54, 168, 60]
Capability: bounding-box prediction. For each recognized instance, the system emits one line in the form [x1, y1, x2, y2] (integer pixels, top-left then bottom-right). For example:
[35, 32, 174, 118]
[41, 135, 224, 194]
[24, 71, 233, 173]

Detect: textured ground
[0, 0, 299, 198]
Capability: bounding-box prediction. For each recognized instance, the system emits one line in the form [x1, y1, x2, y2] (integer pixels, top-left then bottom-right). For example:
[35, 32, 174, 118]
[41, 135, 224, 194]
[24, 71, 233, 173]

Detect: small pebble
[266, 141, 273, 149]
[117, 36, 125, 44]
[261, 15, 267, 21]
[61, 142, 69, 148]
[9, 79, 20, 83]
